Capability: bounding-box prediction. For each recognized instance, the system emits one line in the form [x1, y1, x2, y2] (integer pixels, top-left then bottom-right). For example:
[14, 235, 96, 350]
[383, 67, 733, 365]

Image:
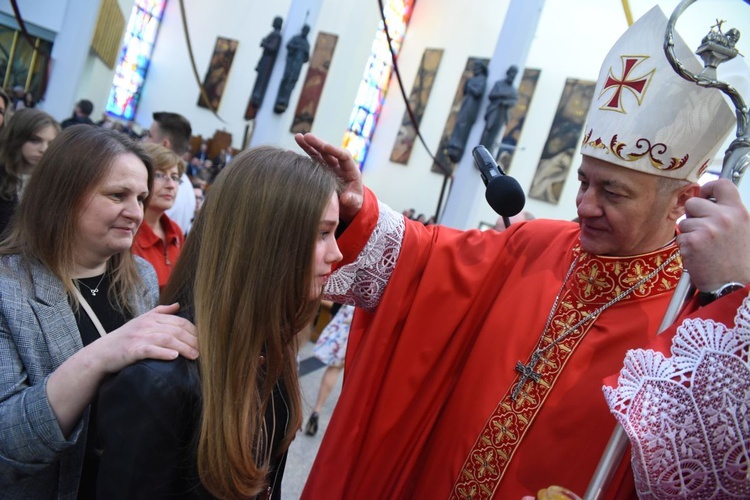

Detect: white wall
[20, 0, 749, 224]
[472, 0, 750, 228]
[135, 0, 387, 150]
[0, 0, 67, 34]
[135, 0, 294, 145]
[74, 0, 135, 122]
[360, 0, 511, 218]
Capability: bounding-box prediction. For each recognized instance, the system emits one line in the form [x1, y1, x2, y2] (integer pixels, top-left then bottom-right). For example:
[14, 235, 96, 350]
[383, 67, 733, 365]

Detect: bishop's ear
[670, 182, 700, 221]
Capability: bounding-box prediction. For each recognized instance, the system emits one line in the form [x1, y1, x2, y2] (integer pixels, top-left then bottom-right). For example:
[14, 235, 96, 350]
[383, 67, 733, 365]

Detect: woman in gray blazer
[0, 126, 198, 498]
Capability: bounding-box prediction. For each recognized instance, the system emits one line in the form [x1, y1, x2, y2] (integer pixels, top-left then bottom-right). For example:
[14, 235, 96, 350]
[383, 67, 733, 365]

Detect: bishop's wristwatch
[697, 282, 746, 306]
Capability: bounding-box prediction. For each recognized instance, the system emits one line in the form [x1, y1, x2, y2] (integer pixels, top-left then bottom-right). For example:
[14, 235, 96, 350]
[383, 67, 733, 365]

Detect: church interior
[3, 1, 750, 497]
[7, 0, 749, 230]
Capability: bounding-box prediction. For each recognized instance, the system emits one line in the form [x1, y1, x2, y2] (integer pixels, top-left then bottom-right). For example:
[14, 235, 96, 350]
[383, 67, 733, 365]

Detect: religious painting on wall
[528, 78, 596, 204]
[389, 48, 444, 164]
[495, 68, 541, 173]
[431, 56, 489, 174]
[290, 32, 339, 134]
[197, 37, 239, 111]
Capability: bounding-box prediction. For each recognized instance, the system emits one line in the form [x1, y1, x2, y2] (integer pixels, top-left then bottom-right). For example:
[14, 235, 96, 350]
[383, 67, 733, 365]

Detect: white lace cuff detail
[603, 295, 750, 498]
[324, 201, 404, 313]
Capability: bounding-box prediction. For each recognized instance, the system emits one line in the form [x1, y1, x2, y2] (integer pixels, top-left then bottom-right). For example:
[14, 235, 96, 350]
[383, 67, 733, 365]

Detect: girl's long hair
[162, 146, 338, 498]
[0, 108, 60, 201]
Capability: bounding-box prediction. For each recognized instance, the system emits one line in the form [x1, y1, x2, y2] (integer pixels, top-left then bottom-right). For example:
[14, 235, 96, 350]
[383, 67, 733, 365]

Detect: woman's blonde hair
[0, 125, 154, 315]
[161, 146, 338, 498]
[141, 141, 186, 177]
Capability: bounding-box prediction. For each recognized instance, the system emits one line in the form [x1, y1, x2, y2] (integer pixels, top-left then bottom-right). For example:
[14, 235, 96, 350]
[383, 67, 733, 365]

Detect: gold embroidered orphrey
[450, 243, 683, 500]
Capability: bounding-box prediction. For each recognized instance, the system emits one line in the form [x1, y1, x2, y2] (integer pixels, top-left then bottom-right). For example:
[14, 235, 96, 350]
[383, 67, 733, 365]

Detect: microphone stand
[584, 1, 750, 498]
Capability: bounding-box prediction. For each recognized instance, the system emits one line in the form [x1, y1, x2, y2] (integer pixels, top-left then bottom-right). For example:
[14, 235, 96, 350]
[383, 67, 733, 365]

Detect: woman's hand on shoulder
[295, 133, 364, 221]
[92, 302, 198, 374]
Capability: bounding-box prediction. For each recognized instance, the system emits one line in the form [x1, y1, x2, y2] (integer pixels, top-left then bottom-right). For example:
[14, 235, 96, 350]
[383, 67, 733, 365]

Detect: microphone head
[485, 175, 525, 216]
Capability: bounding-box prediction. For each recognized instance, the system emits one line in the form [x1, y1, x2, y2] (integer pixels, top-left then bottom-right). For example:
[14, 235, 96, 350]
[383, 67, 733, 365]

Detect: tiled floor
[280, 340, 344, 499]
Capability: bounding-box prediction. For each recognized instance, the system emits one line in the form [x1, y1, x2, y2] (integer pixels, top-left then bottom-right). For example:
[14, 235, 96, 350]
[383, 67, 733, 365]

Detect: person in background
[0, 126, 197, 498]
[304, 303, 355, 437]
[0, 87, 10, 131]
[22, 92, 35, 109]
[494, 210, 536, 231]
[95, 145, 343, 499]
[145, 111, 196, 235]
[11, 85, 25, 110]
[402, 208, 415, 219]
[61, 99, 95, 128]
[193, 141, 209, 163]
[132, 142, 186, 291]
[0, 108, 60, 234]
[193, 181, 205, 214]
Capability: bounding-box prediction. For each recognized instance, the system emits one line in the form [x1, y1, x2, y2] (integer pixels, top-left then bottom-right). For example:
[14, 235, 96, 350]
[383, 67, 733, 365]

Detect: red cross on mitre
[598, 55, 655, 113]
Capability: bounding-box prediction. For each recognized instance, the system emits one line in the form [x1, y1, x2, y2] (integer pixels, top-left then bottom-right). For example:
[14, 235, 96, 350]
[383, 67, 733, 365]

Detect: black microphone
[472, 146, 525, 225]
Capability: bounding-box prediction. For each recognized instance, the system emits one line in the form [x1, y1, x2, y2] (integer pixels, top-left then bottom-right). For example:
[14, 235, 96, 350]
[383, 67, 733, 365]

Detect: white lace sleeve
[323, 201, 405, 313]
[603, 295, 750, 499]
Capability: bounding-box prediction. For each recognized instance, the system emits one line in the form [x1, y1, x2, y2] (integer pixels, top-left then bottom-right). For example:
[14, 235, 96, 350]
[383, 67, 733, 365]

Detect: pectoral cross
[512, 353, 541, 400]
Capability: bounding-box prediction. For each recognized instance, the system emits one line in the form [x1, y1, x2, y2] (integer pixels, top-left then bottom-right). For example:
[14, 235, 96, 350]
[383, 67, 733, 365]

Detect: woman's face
[21, 124, 58, 169]
[74, 153, 149, 270]
[193, 187, 204, 212]
[309, 193, 343, 301]
[148, 164, 181, 213]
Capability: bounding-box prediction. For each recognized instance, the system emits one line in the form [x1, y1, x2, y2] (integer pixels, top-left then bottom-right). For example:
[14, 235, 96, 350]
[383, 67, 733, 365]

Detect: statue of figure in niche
[274, 24, 311, 113]
[446, 60, 488, 163]
[250, 16, 283, 109]
[480, 65, 519, 155]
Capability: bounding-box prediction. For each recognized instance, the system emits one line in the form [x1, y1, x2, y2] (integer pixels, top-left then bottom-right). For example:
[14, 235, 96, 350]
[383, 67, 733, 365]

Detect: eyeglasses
[154, 172, 183, 184]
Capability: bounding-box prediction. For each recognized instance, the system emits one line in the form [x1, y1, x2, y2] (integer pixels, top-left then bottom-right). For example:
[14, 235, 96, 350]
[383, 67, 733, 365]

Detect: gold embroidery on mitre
[581, 129, 690, 174]
[598, 55, 655, 114]
[449, 244, 682, 500]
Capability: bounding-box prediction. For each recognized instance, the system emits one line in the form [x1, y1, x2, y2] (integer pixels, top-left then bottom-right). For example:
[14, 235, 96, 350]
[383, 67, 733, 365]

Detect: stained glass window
[343, 0, 414, 168]
[105, 0, 167, 120]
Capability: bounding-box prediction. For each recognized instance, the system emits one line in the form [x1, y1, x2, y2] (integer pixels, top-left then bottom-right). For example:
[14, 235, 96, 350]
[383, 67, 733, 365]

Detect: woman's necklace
[76, 273, 106, 297]
[511, 250, 680, 400]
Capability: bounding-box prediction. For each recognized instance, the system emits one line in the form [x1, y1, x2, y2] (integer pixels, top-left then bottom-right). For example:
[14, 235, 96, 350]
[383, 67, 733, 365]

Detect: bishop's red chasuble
[306, 189, 683, 499]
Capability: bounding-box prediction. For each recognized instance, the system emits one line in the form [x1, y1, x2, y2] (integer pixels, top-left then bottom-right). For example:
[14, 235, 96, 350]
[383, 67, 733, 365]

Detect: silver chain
[76, 274, 106, 297]
[512, 250, 680, 400]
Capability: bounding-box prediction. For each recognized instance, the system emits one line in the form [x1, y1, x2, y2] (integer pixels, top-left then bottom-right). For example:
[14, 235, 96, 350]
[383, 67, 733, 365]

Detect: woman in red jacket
[132, 142, 185, 290]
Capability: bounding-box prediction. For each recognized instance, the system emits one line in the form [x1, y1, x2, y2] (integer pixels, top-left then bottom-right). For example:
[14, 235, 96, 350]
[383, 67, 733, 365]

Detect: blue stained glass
[106, 0, 166, 120]
[343, 0, 414, 168]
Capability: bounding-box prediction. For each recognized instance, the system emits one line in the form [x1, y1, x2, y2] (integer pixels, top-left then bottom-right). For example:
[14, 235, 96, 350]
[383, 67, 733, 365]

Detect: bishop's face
[575, 156, 687, 257]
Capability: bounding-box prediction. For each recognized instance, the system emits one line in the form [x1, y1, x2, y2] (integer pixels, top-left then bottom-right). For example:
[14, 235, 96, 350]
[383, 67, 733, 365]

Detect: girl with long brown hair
[0, 107, 60, 234]
[97, 145, 342, 499]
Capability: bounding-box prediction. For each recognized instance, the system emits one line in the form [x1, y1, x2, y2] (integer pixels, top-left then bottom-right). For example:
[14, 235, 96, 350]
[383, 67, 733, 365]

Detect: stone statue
[480, 65, 519, 155]
[250, 16, 283, 109]
[274, 24, 311, 113]
[446, 61, 488, 163]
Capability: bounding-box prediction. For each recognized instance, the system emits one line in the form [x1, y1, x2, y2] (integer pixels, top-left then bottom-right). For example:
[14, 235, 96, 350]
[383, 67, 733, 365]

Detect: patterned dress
[313, 304, 355, 368]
